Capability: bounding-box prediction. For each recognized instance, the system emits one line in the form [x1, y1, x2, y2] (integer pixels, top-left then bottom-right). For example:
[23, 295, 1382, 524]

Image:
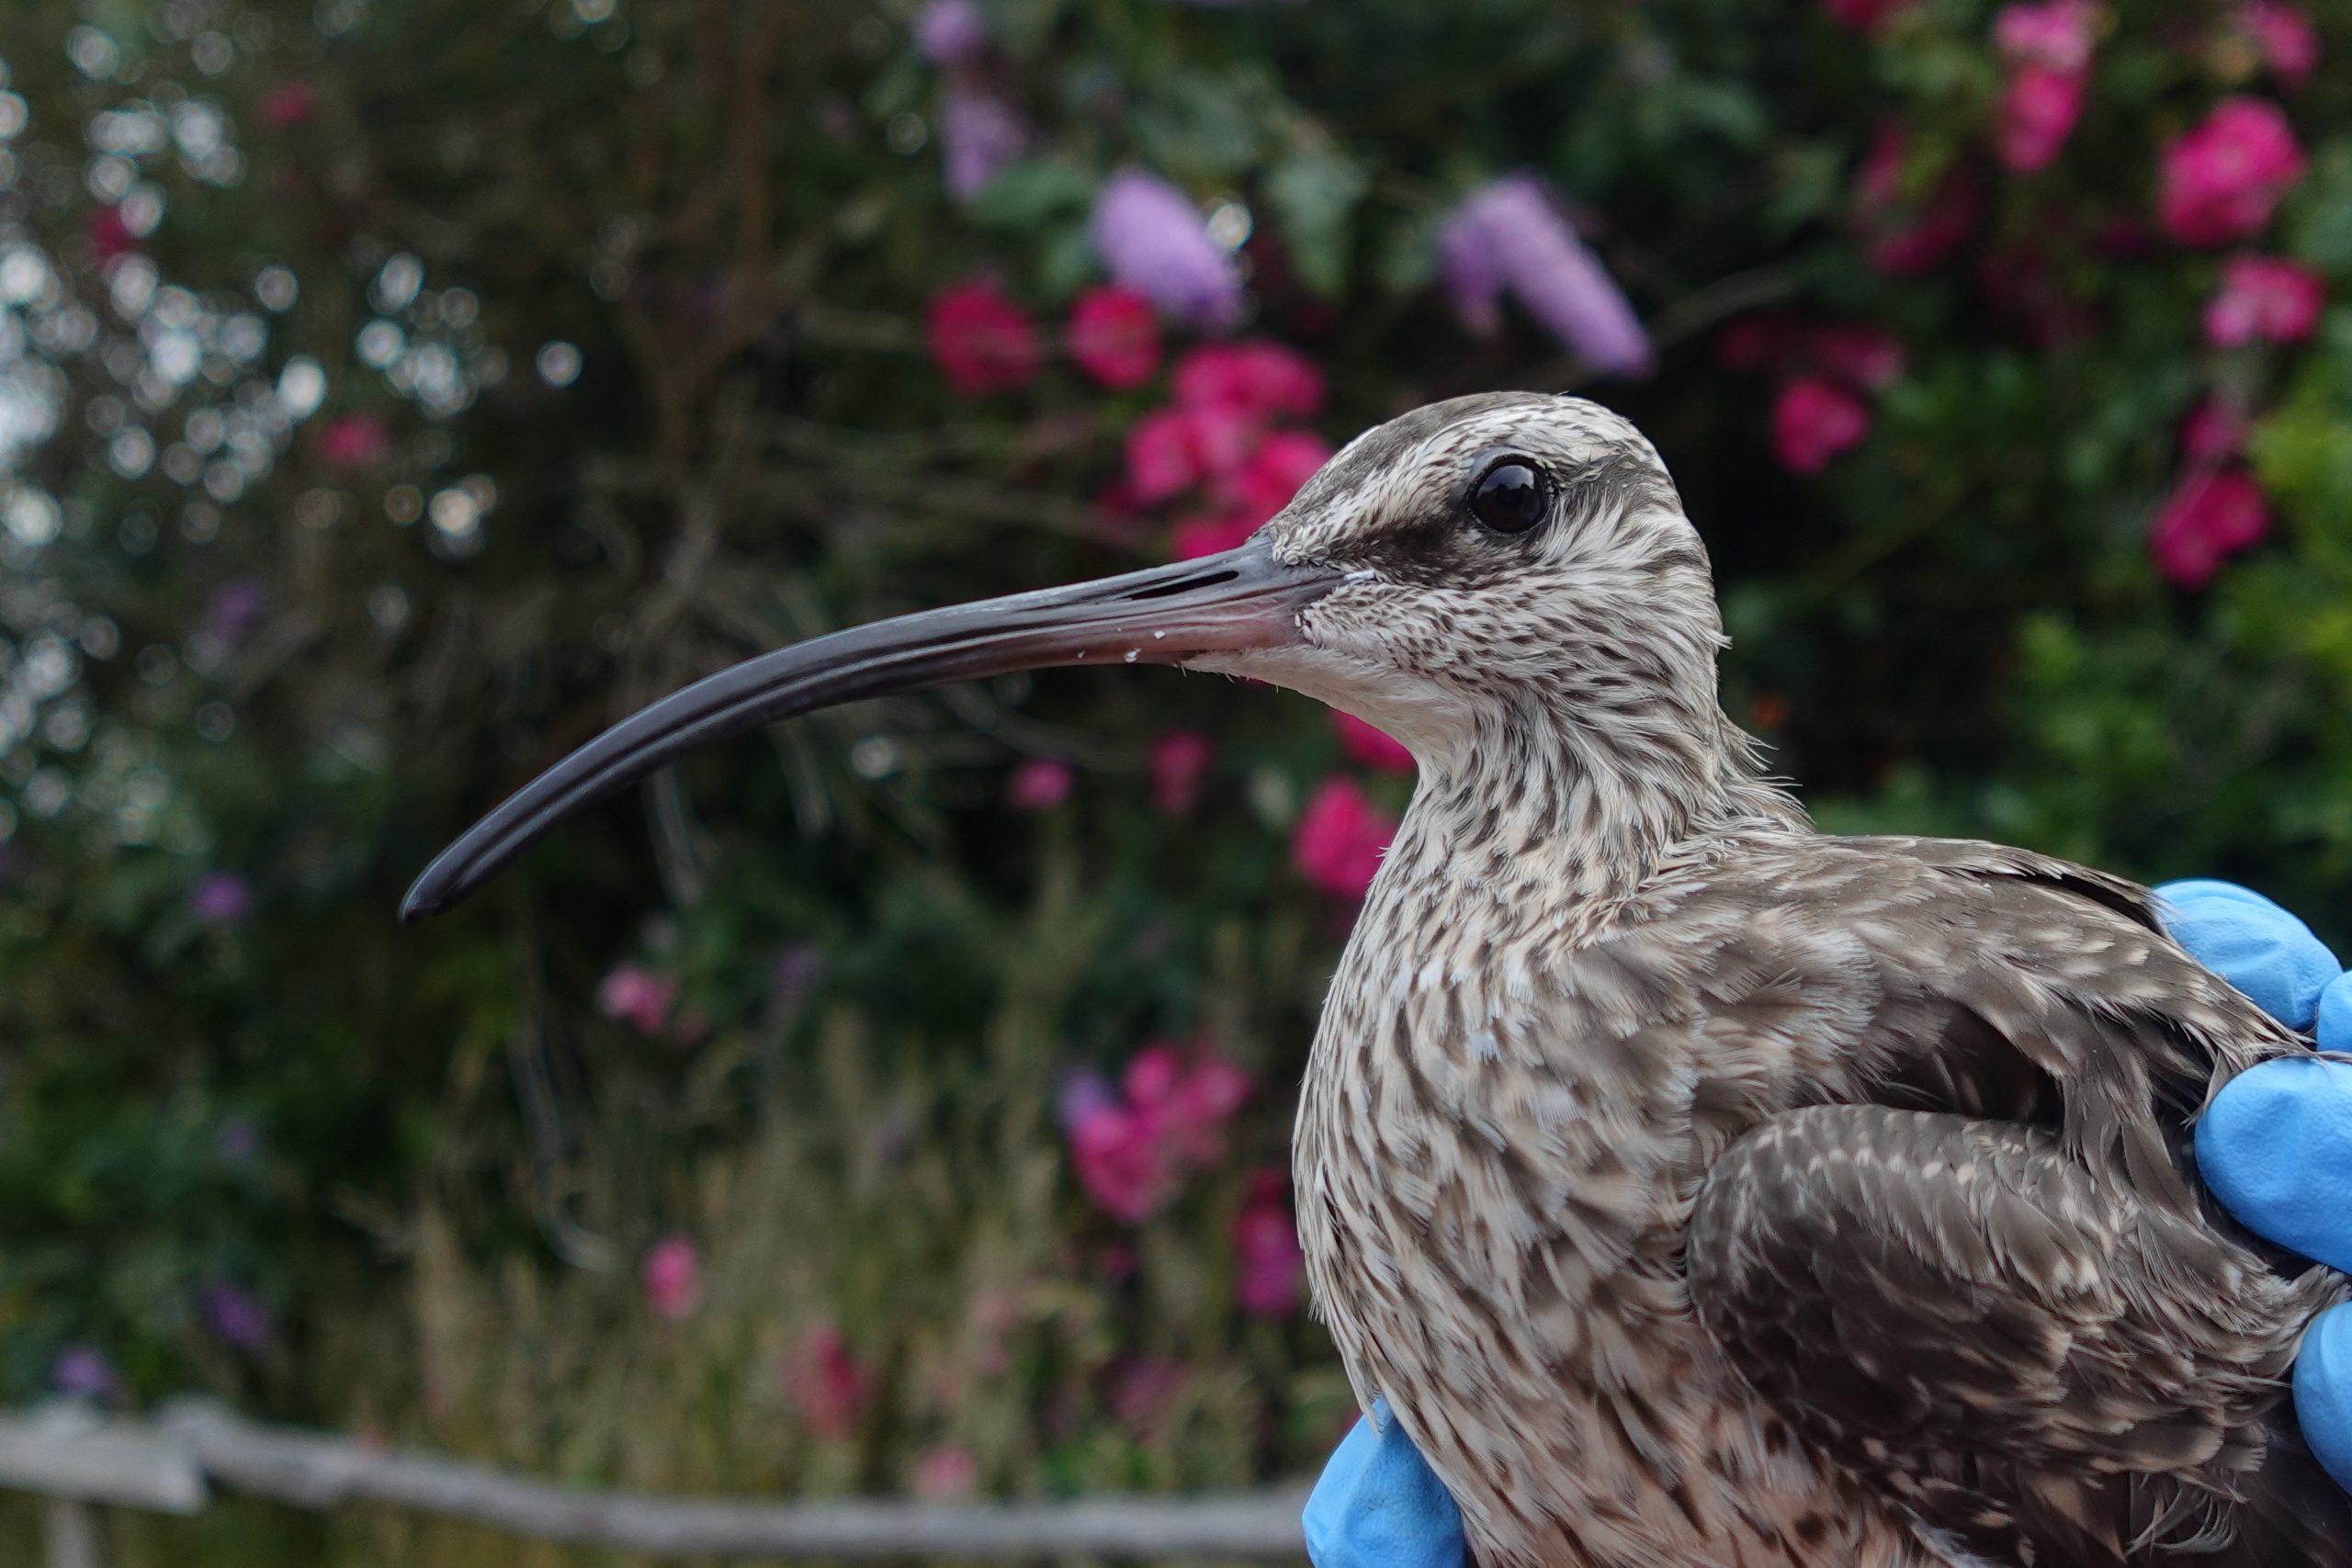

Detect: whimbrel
[407, 393, 2352, 1566]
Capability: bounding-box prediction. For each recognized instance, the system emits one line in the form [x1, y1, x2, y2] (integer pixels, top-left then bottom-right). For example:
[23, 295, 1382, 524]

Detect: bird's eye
[1466, 457, 1551, 536]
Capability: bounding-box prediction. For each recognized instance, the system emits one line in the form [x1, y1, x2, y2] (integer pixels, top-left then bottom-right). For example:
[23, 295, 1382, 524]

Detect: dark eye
[1467, 457, 1551, 536]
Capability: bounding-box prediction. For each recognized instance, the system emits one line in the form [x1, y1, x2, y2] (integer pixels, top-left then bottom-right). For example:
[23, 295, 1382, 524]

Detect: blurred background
[1, 0, 2348, 1561]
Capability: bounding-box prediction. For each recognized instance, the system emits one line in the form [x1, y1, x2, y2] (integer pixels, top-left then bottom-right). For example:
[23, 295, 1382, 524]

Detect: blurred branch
[0, 1402, 1314, 1560]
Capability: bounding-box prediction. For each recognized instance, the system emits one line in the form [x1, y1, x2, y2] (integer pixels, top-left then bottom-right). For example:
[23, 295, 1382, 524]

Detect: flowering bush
[6, 0, 2352, 1558]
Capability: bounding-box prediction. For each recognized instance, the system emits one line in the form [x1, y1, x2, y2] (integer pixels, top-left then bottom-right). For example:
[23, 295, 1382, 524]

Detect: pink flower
[1438, 176, 1651, 377]
[1855, 126, 1982, 275]
[1996, 64, 2087, 173]
[1007, 757, 1073, 810]
[938, 86, 1026, 204]
[640, 1235, 702, 1321]
[1806, 323, 1905, 390]
[319, 413, 391, 468]
[2151, 469, 2270, 586]
[1232, 1173, 1305, 1317]
[1333, 712, 1415, 774]
[1170, 513, 1257, 560]
[2236, 3, 2319, 89]
[785, 1324, 871, 1440]
[256, 78, 316, 130]
[1125, 1043, 1253, 1166]
[1822, 0, 1908, 31]
[2203, 254, 2324, 345]
[914, 0, 989, 63]
[2182, 397, 2250, 463]
[87, 205, 138, 261]
[1770, 378, 1871, 473]
[925, 280, 1043, 395]
[1124, 403, 1255, 504]
[1292, 778, 1397, 900]
[1148, 731, 1213, 815]
[1993, 0, 2097, 72]
[1171, 341, 1325, 421]
[1089, 169, 1246, 332]
[596, 963, 677, 1036]
[1225, 429, 1332, 525]
[1068, 287, 1161, 389]
[912, 1444, 980, 1500]
[1067, 1097, 1179, 1222]
[2158, 97, 2306, 247]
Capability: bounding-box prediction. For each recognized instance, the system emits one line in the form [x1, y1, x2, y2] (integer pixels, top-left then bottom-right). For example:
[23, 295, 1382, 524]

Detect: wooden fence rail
[1, 1400, 1313, 1564]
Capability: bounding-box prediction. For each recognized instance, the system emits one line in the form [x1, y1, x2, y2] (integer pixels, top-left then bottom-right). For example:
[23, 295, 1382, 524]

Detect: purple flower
[201, 1279, 274, 1353]
[190, 872, 254, 927]
[51, 1345, 123, 1403]
[1439, 176, 1651, 378]
[939, 85, 1027, 203]
[771, 942, 823, 1005]
[201, 578, 268, 647]
[1089, 170, 1246, 332]
[215, 1118, 260, 1162]
[914, 0, 989, 64]
[1057, 1068, 1116, 1134]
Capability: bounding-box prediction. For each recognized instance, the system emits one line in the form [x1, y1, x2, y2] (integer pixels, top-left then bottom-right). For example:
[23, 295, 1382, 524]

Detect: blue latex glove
[1303, 878, 2352, 1566]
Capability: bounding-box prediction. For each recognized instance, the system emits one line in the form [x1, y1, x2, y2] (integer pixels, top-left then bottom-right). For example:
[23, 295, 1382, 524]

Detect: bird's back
[1296, 818, 2352, 1567]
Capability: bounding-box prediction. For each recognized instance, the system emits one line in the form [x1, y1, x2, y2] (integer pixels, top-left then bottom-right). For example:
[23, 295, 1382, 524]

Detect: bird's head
[403, 391, 1747, 922]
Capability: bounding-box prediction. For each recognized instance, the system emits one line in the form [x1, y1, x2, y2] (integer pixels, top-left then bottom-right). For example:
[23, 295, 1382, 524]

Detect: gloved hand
[1302, 877, 2352, 1566]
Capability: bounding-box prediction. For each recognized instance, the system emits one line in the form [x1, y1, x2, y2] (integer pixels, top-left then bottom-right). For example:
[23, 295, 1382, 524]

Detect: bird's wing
[1646, 834, 2348, 1563]
[1687, 1103, 2336, 1566]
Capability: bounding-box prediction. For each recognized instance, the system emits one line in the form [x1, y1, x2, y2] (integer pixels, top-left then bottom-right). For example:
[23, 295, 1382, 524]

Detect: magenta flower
[1770, 378, 1871, 473]
[938, 85, 1026, 204]
[1996, 64, 2086, 173]
[319, 413, 391, 468]
[1124, 402, 1254, 505]
[1225, 429, 1332, 527]
[2182, 398, 2250, 463]
[1291, 778, 1398, 900]
[1068, 286, 1162, 389]
[2203, 254, 2324, 345]
[201, 1279, 274, 1353]
[88, 205, 138, 261]
[2235, 3, 2319, 89]
[1089, 170, 1246, 332]
[2158, 97, 2306, 247]
[1806, 322, 1905, 390]
[1007, 757, 1074, 810]
[1821, 0, 1908, 30]
[1125, 1043, 1253, 1166]
[1992, 0, 2097, 72]
[913, 1444, 981, 1500]
[1148, 731, 1213, 815]
[1108, 1356, 1186, 1438]
[1170, 513, 1258, 560]
[1332, 712, 1415, 774]
[1232, 1172, 1305, 1317]
[596, 963, 677, 1036]
[785, 1323, 871, 1440]
[926, 280, 1044, 395]
[1438, 176, 1651, 377]
[2152, 469, 2269, 586]
[190, 871, 254, 927]
[1170, 341, 1324, 420]
[914, 0, 989, 64]
[640, 1234, 703, 1321]
[1067, 1096, 1178, 1222]
[256, 78, 316, 130]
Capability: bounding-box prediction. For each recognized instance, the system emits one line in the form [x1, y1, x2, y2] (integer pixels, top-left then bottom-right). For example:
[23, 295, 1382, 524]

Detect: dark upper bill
[401, 538, 1340, 921]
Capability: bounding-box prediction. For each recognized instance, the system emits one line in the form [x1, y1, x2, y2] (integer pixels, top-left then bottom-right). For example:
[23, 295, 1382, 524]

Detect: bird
[405, 391, 2352, 1568]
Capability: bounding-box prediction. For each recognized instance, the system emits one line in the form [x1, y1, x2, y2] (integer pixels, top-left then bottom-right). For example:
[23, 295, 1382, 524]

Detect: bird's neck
[1388, 696, 1800, 916]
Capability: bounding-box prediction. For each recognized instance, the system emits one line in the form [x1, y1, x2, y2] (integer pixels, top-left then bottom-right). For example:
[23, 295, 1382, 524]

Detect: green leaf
[1264, 147, 1366, 299]
[964, 159, 1100, 231]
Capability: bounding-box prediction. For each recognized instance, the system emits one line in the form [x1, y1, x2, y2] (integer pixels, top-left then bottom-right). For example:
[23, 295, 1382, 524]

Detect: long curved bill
[401, 539, 1340, 921]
